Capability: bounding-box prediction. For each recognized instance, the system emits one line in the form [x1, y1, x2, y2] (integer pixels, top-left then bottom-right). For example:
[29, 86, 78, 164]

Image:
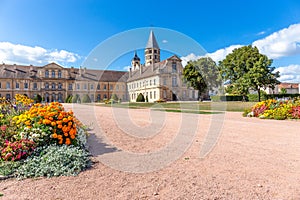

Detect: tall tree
[219, 45, 280, 101]
[183, 57, 221, 100]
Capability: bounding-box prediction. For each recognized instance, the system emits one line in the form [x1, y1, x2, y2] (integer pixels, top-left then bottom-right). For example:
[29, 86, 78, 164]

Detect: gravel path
[1, 104, 300, 199]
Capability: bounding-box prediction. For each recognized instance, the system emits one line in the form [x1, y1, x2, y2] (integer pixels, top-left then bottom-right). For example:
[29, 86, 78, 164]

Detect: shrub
[16, 144, 91, 178]
[33, 94, 42, 103]
[65, 95, 73, 103]
[72, 94, 81, 103]
[81, 94, 91, 103]
[0, 139, 36, 161]
[110, 94, 118, 101]
[136, 93, 145, 102]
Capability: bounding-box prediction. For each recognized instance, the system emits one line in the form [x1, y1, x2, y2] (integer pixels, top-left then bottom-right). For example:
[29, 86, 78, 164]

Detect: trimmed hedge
[265, 93, 300, 99]
[211, 95, 246, 102]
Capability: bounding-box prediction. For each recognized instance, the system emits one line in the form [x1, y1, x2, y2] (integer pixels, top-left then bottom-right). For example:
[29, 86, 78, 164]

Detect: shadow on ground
[87, 131, 119, 156]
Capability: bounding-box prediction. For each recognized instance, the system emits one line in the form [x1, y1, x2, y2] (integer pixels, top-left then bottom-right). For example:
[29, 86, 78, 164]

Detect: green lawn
[97, 101, 256, 113]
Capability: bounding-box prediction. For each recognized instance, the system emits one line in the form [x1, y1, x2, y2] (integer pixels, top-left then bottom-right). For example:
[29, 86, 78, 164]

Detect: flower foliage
[0, 94, 90, 178]
[249, 97, 300, 120]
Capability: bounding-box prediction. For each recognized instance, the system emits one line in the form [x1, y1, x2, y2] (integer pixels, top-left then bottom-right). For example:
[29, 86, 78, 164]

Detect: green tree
[183, 57, 221, 100]
[219, 45, 280, 101]
[280, 88, 287, 94]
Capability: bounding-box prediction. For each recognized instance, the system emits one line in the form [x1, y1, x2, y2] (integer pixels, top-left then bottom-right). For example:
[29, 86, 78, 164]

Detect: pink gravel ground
[1, 104, 300, 199]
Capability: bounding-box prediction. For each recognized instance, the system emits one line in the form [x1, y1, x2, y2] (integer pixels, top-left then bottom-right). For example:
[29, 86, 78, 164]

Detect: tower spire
[145, 30, 160, 66]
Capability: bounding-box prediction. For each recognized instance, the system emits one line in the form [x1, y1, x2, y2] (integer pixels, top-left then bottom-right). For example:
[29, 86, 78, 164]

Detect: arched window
[45, 70, 49, 78]
[52, 70, 55, 78]
[58, 83, 62, 89]
[58, 70, 62, 78]
[52, 83, 56, 89]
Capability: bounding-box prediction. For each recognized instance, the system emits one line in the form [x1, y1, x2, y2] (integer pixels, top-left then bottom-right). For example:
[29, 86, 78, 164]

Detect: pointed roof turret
[146, 30, 159, 49]
[132, 50, 140, 61]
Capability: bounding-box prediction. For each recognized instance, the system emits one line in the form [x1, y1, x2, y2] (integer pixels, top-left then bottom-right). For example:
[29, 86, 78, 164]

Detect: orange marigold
[51, 121, 56, 126]
[52, 133, 58, 138]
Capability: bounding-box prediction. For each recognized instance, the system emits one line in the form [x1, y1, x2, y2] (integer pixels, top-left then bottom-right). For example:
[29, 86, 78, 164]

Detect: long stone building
[0, 62, 127, 102]
[0, 31, 198, 102]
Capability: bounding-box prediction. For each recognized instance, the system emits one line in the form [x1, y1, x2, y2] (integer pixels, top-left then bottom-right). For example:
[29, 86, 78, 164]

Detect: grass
[97, 101, 256, 113]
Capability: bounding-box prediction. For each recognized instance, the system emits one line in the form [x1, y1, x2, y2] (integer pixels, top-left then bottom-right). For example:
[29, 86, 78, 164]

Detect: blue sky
[0, 0, 300, 82]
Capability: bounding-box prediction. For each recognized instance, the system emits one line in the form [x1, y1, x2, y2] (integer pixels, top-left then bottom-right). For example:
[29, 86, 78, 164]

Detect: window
[58, 93, 63, 102]
[45, 70, 49, 78]
[68, 84, 73, 90]
[58, 70, 62, 78]
[104, 94, 107, 99]
[154, 55, 157, 59]
[103, 84, 107, 90]
[84, 84, 87, 90]
[97, 84, 100, 90]
[91, 84, 94, 90]
[116, 85, 119, 90]
[52, 83, 56, 89]
[52, 70, 55, 78]
[163, 78, 167, 85]
[110, 85, 113, 90]
[45, 83, 49, 89]
[16, 82, 20, 89]
[154, 50, 157, 53]
[150, 91, 152, 99]
[6, 82, 10, 89]
[58, 83, 62, 89]
[154, 79, 156, 85]
[77, 84, 80, 90]
[33, 83, 37, 90]
[154, 91, 156, 99]
[24, 82, 28, 89]
[52, 93, 56, 101]
[150, 80, 152, 86]
[6, 94, 11, 100]
[149, 49, 152, 54]
[172, 62, 177, 73]
[97, 94, 101, 102]
[172, 76, 177, 87]
[0, 82, 1, 88]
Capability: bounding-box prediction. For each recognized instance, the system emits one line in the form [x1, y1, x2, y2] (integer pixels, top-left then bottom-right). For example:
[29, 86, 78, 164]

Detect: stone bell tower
[145, 30, 160, 66]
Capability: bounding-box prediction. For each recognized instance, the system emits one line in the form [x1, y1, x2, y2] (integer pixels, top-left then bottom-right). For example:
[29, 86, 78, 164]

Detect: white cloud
[205, 45, 243, 63]
[276, 64, 300, 83]
[180, 45, 243, 66]
[0, 42, 80, 65]
[253, 23, 300, 59]
[256, 31, 266, 36]
[123, 65, 131, 71]
[162, 39, 168, 43]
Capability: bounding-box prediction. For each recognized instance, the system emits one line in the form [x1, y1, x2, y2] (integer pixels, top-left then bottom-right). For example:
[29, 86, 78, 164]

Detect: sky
[0, 0, 300, 83]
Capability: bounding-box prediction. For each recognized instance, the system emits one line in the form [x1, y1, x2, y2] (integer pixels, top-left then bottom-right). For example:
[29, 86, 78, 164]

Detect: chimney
[139, 65, 143, 75]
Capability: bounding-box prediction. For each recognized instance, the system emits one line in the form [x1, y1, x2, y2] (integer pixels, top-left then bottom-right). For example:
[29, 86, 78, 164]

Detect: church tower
[131, 50, 141, 71]
[145, 30, 160, 66]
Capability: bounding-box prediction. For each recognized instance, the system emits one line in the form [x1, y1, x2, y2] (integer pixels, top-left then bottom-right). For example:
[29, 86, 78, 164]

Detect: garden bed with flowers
[245, 97, 300, 120]
[0, 94, 91, 179]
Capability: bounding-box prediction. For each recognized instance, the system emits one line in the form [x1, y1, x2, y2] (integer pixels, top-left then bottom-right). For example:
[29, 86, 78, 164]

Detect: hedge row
[211, 93, 300, 102]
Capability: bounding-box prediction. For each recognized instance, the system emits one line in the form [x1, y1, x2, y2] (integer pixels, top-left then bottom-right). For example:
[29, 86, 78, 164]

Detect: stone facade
[127, 31, 198, 102]
[0, 63, 128, 102]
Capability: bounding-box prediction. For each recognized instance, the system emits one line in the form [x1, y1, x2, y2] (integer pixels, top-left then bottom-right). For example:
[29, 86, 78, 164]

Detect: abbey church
[0, 31, 198, 102]
[127, 30, 198, 102]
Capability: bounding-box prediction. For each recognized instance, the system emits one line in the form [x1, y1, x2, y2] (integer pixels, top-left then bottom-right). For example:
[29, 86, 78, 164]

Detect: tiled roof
[278, 83, 299, 89]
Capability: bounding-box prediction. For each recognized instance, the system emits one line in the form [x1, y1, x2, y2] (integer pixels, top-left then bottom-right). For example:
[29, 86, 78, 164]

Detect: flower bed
[0, 94, 91, 178]
[246, 98, 300, 120]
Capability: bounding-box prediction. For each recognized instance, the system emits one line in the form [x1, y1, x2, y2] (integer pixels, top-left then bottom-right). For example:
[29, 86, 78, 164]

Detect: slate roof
[146, 30, 159, 49]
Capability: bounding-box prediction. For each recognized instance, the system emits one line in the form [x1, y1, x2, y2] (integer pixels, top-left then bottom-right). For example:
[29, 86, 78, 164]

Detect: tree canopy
[219, 45, 280, 101]
[183, 57, 221, 100]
